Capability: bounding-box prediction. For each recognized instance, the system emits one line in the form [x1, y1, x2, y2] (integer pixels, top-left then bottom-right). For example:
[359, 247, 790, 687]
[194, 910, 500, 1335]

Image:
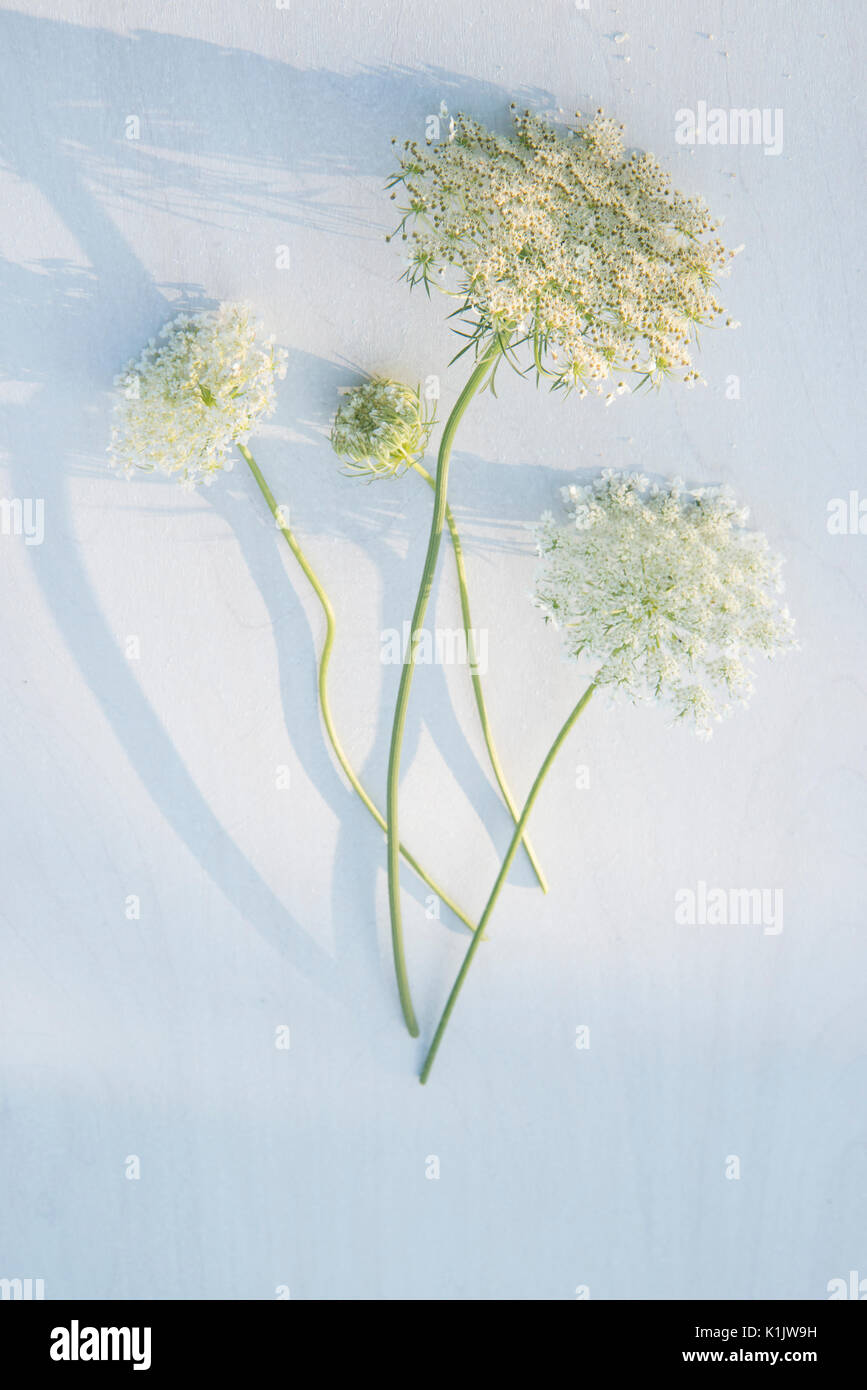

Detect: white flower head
[108, 303, 288, 487]
[330, 378, 434, 480]
[389, 107, 736, 395]
[533, 471, 796, 737]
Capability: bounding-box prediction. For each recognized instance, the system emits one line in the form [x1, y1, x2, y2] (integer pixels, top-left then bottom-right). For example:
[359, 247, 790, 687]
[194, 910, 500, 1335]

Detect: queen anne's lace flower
[533, 471, 796, 737]
[330, 378, 434, 479]
[109, 303, 287, 487]
[389, 107, 738, 394]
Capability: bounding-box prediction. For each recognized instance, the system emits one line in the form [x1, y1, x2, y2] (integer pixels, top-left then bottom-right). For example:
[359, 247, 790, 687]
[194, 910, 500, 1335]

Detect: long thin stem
[411, 461, 548, 893]
[238, 444, 478, 936]
[419, 682, 596, 1084]
[385, 339, 504, 1037]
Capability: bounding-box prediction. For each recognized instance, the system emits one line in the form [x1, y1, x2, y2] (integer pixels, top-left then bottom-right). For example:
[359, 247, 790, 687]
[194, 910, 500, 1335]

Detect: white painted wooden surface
[1, 0, 864, 1299]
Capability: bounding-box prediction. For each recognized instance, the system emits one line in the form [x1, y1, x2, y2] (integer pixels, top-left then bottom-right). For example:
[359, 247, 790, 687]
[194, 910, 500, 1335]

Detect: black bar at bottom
[1, 1298, 863, 1375]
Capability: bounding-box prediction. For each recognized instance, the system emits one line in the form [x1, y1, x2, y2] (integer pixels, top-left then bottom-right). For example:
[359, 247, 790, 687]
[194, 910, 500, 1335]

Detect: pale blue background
[0, 0, 864, 1300]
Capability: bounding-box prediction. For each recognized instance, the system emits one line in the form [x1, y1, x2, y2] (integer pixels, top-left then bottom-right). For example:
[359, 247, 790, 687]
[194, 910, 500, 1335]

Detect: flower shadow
[0, 10, 561, 1021]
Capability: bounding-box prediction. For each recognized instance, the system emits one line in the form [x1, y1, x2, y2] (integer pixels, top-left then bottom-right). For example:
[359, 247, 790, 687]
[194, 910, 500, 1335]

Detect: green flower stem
[238, 443, 477, 936]
[419, 682, 596, 1085]
[411, 461, 548, 894]
[386, 339, 504, 1038]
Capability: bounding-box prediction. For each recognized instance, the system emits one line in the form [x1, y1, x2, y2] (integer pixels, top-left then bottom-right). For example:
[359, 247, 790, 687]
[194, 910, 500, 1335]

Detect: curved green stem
[420, 683, 596, 1084]
[385, 340, 504, 1037]
[238, 444, 477, 937]
[411, 461, 548, 893]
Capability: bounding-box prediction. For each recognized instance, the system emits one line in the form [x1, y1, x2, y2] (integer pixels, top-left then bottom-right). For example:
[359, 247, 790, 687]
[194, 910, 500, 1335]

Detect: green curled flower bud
[330, 378, 434, 479]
